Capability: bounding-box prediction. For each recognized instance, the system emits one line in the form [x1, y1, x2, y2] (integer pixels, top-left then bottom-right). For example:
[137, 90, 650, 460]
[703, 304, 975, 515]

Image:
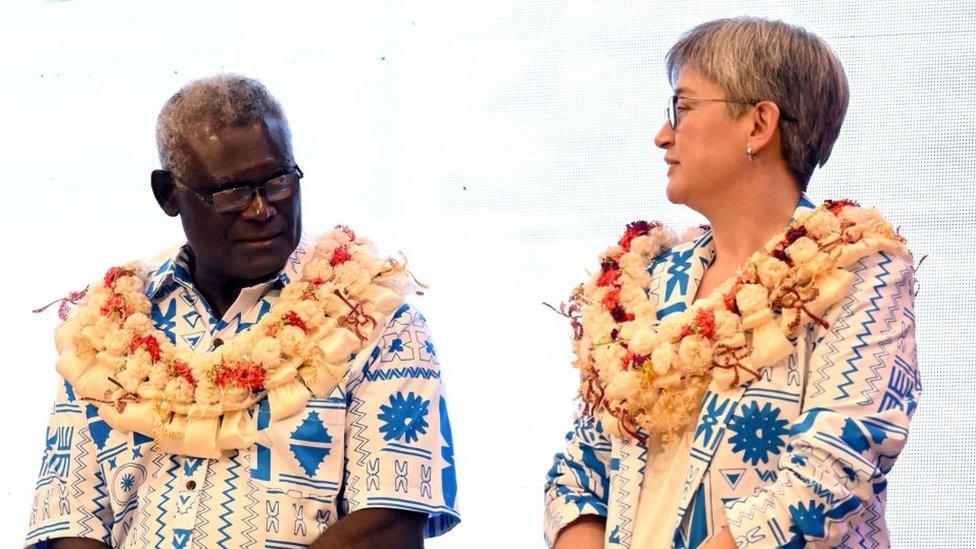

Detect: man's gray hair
[155, 74, 294, 179]
[665, 17, 849, 190]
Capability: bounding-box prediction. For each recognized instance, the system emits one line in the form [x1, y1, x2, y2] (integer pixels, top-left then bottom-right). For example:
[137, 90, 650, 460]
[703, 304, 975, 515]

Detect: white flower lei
[561, 200, 911, 443]
[52, 226, 419, 458]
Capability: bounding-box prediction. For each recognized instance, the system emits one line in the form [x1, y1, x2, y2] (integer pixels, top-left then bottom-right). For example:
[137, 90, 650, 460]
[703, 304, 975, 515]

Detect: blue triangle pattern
[289, 444, 331, 477]
[291, 411, 332, 443]
[720, 467, 747, 490]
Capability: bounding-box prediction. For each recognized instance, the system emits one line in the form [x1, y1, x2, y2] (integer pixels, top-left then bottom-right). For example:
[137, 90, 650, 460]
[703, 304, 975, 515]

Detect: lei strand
[556, 200, 911, 444]
[51, 225, 420, 458]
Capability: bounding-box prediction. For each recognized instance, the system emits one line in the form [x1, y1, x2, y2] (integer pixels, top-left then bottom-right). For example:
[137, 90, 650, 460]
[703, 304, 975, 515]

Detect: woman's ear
[745, 100, 784, 157]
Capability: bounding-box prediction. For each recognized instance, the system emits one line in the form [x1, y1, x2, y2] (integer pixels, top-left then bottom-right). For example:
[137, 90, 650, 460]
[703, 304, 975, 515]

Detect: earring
[746, 147, 755, 161]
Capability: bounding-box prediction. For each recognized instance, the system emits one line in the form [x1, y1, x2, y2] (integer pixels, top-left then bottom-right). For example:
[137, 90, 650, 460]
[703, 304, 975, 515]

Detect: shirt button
[212, 338, 224, 348]
[186, 480, 197, 490]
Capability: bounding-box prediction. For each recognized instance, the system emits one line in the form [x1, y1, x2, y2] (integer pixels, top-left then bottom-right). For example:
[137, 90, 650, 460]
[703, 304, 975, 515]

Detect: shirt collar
[144, 233, 312, 298]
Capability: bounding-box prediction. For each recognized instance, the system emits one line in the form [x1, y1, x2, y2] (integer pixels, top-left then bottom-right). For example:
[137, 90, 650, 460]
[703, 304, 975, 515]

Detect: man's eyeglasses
[175, 165, 303, 214]
[666, 95, 797, 130]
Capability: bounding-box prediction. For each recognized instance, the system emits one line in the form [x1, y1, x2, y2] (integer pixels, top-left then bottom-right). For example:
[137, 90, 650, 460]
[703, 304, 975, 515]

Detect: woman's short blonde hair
[666, 17, 849, 190]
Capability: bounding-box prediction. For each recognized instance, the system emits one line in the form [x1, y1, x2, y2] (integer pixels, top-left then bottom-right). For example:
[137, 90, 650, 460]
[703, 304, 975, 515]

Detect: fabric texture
[544, 198, 919, 548]
[26, 238, 460, 548]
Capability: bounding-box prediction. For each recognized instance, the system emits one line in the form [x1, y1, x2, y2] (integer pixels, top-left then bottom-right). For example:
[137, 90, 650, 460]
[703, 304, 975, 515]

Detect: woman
[545, 17, 918, 549]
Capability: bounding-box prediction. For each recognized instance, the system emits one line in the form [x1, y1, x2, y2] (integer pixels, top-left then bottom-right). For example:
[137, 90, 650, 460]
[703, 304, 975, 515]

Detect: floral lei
[557, 200, 911, 444]
[51, 226, 419, 458]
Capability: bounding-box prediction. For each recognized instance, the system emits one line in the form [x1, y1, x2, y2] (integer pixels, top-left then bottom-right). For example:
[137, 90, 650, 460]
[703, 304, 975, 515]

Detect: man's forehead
[180, 116, 289, 184]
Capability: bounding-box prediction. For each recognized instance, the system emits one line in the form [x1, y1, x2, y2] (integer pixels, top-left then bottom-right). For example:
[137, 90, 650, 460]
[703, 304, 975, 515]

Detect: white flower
[629, 327, 656, 355]
[252, 337, 282, 367]
[280, 283, 307, 303]
[292, 300, 324, 329]
[757, 257, 789, 288]
[803, 210, 841, 240]
[735, 284, 769, 315]
[618, 284, 646, 307]
[114, 275, 143, 294]
[277, 326, 305, 356]
[677, 335, 713, 375]
[194, 378, 219, 405]
[657, 314, 687, 342]
[605, 370, 639, 401]
[123, 312, 153, 334]
[103, 328, 134, 356]
[785, 237, 819, 264]
[334, 262, 370, 295]
[303, 260, 334, 282]
[220, 384, 250, 406]
[713, 310, 741, 341]
[164, 377, 195, 404]
[651, 342, 676, 375]
[148, 362, 170, 390]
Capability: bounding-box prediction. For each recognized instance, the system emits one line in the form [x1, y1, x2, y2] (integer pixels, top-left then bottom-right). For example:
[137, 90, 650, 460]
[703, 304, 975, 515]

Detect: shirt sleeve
[340, 303, 460, 538]
[543, 407, 613, 547]
[25, 379, 113, 548]
[724, 251, 920, 548]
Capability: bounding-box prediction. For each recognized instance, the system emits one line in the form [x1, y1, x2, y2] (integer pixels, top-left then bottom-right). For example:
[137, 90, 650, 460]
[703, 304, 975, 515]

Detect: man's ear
[151, 170, 180, 217]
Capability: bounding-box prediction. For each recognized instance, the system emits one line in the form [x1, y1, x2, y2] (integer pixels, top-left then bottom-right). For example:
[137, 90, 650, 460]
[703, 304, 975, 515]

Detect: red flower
[597, 268, 620, 287]
[694, 308, 716, 339]
[103, 266, 131, 288]
[610, 306, 634, 322]
[237, 363, 266, 391]
[602, 287, 622, 310]
[724, 281, 742, 314]
[100, 294, 126, 317]
[618, 221, 655, 252]
[308, 277, 327, 285]
[130, 335, 161, 362]
[825, 199, 859, 215]
[173, 360, 196, 387]
[282, 311, 309, 333]
[330, 246, 353, 266]
[784, 226, 807, 244]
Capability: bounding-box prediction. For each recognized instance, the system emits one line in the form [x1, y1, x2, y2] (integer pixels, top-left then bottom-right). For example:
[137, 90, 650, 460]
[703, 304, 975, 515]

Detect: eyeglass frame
[172, 165, 304, 213]
[666, 94, 798, 130]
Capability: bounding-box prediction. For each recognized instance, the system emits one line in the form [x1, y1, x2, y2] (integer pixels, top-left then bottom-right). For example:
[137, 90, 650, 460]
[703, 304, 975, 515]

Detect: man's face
[173, 115, 302, 285]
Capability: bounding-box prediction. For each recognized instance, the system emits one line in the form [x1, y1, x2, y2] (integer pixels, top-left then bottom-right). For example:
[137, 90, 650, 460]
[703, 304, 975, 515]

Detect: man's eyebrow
[674, 86, 693, 96]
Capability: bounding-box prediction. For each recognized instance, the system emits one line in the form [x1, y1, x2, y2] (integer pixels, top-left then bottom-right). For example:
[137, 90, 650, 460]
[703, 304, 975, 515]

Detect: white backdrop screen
[1, 1, 973, 547]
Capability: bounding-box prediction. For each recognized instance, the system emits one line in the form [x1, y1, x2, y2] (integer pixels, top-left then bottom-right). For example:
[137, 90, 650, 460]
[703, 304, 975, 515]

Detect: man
[26, 74, 459, 548]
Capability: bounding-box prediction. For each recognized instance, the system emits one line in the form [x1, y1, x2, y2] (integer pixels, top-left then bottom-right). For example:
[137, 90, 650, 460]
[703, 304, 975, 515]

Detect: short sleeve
[341, 303, 461, 537]
[25, 380, 113, 548]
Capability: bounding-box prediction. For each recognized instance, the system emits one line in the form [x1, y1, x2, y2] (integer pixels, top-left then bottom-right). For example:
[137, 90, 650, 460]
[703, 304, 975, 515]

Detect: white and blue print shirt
[26, 239, 460, 548]
[545, 198, 920, 548]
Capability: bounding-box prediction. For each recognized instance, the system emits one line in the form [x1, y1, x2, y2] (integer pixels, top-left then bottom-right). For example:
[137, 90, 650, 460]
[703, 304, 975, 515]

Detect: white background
[1, 1, 973, 547]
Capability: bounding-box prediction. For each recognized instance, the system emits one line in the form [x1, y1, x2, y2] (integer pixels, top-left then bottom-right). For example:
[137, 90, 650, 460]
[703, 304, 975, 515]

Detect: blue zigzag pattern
[837, 254, 892, 401]
[216, 451, 242, 548]
[809, 263, 864, 400]
[134, 451, 166, 547]
[193, 467, 216, 548]
[860, 261, 909, 406]
[612, 444, 645, 546]
[241, 484, 259, 547]
[71, 426, 99, 539]
[363, 364, 440, 382]
[345, 396, 370, 510]
[154, 456, 181, 548]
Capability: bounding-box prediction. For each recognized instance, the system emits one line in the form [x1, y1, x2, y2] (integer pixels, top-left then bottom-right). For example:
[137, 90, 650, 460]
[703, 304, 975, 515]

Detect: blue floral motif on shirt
[378, 392, 430, 444]
[121, 473, 135, 492]
[727, 401, 789, 466]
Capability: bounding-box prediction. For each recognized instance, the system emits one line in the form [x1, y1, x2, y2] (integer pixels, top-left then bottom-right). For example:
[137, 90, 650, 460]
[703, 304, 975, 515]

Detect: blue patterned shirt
[26, 238, 460, 548]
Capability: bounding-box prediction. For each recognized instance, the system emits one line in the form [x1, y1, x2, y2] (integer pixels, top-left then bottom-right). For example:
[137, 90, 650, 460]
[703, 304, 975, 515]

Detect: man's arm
[337, 305, 461, 543]
[723, 252, 919, 547]
[25, 380, 113, 548]
[311, 508, 426, 549]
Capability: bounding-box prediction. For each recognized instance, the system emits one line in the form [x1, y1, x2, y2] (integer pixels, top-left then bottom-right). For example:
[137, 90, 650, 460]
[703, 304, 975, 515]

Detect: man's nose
[241, 189, 275, 221]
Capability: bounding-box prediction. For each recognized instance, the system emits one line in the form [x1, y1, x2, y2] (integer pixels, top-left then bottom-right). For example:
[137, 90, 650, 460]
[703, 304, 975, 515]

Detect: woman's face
[654, 68, 753, 211]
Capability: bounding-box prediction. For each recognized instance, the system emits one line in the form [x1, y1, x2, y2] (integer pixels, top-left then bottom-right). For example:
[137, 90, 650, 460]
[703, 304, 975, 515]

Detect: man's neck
[186, 253, 276, 320]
